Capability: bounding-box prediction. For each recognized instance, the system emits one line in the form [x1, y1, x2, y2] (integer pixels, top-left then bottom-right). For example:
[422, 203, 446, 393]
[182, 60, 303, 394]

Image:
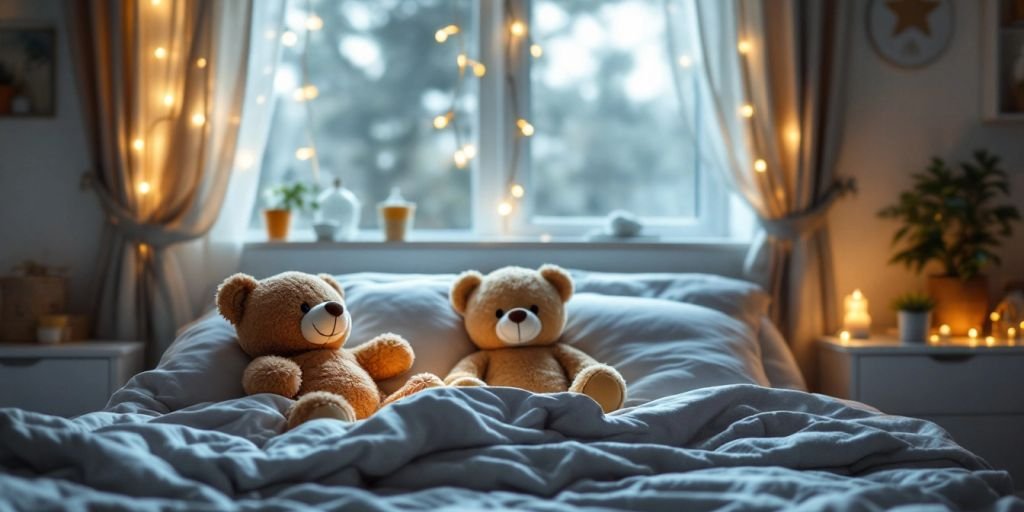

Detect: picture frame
[0, 25, 56, 117]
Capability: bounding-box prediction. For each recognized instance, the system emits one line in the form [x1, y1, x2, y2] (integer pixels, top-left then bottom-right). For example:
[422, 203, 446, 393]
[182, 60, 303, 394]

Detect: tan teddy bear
[217, 271, 443, 429]
[445, 265, 627, 412]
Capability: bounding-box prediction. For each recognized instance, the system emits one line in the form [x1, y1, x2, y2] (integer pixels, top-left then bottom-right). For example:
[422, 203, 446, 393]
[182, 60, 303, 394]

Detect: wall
[0, 0, 103, 315]
[831, 0, 1024, 331]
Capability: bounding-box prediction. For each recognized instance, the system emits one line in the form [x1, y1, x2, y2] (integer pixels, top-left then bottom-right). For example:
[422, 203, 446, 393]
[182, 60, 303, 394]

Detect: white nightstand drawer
[0, 357, 112, 417]
[859, 353, 1024, 415]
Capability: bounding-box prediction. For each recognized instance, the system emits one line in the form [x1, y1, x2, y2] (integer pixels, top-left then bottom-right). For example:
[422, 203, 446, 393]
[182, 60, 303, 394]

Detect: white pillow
[564, 293, 769, 407]
[108, 271, 785, 413]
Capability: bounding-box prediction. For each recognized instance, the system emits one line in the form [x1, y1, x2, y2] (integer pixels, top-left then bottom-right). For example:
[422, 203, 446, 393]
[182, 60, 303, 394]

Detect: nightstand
[818, 335, 1024, 490]
[0, 341, 144, 417]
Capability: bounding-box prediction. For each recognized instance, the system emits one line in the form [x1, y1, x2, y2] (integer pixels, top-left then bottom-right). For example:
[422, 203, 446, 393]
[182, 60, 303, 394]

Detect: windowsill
[243, 229, 750, 250]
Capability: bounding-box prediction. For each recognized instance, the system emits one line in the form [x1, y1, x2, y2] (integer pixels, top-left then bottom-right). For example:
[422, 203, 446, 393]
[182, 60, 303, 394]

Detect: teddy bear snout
[324, 301, 344, 317]
[495, 308, 542, 345]
[508, 310, 527, 323]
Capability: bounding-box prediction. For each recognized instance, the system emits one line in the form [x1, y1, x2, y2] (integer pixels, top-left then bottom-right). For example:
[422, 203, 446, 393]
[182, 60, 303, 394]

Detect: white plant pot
[898, 311, 932, 343]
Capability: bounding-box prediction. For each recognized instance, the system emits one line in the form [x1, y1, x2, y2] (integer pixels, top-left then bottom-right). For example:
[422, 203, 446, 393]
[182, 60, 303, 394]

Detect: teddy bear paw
[447, 376, 487, 387]
[287, 391, 357, 430]
[381, 373, 445, 406]
[570, 365, 626, 413]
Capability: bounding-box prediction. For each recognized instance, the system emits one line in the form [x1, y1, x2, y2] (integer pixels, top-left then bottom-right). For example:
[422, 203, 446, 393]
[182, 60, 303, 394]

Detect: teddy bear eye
[530, 305, 539, 314]
[300, 302, 311, 314]
[495, 309, 504, 318]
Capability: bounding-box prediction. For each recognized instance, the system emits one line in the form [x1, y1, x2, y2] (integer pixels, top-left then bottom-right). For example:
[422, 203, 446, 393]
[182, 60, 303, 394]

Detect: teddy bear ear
[318, 274, 344, 298]
[216, 273, 258, 326]
[450, 270, 483, 315]
[539, 264, 573, 302]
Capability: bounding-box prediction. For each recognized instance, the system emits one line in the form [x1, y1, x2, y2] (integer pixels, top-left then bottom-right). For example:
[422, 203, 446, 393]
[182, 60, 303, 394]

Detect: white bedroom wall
[0, 0, 103, 316]
[831, 0, 1024, 331]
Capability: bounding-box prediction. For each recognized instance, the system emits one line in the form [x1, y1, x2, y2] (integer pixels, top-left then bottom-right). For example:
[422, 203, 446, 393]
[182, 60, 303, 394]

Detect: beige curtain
[694, 0, 854, 388]
[68, 0, 253, 363]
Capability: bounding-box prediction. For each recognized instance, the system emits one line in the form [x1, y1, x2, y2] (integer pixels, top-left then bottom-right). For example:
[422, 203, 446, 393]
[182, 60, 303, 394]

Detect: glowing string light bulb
[677, 55, 692, 68]
[472, 62, 486, 77]
[509, 20, 526, 37]
[737, 39, 752, 55]
[740, 104, 754, 118]
[453, 149, 468, 169]
[461, 144, 477, 159]
[433, 112, 453, 130]
[510, 184, 525, 198]
[295, 147, 315, 161]
[516, 119, 534, 136]
[137, 181, 152, 195]
[968, 327, 979, 339]
[132, 138, 145, 151]
[281, 31, 298, 47]
[754, 159, 767, 173]
[305, 15, 323, 31]
[153, 47, 167, 59]
[293, 84, 319, 102]
[497, 200, 513, 217]
[163, 93, 174, 107]
[190, 113, 206, 126]
[196, 57, 207, 69]
[530, 44, 543, 58]
[435, 24, 460, 43]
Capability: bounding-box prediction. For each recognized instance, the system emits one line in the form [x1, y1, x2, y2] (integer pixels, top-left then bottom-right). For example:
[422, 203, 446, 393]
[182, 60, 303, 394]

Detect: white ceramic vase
[317, 178, 361, 241]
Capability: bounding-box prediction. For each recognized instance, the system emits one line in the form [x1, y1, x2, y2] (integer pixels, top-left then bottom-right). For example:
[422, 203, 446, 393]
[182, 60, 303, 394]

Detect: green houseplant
[891, 292, 936, 343]
[878, 150, 1020, 335]
[263, 182, 317, 241]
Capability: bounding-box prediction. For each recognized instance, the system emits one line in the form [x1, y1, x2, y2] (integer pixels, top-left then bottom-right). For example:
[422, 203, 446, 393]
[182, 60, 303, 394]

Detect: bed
[0, 271, 1019, 510]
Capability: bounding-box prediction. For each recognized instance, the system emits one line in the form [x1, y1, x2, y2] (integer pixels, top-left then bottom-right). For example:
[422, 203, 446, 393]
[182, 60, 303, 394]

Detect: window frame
[471, 0, 730, 239]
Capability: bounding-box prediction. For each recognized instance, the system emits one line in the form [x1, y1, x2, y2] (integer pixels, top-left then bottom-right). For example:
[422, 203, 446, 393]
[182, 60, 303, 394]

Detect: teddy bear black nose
[508, 310, 527, 323]
[324, 301, 344, 317]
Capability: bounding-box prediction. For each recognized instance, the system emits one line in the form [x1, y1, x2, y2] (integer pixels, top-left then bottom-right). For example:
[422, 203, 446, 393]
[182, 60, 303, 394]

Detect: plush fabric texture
[2, 386, 1019, 509]
[215, 271, 441, 427]
[108, 271, 793, 418]
[446, 265, 626, 412]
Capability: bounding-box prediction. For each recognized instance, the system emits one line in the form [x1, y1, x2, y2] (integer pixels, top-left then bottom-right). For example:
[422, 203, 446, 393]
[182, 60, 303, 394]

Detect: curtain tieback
[92, 180, 202, 249]
[758, 177, 856, 241]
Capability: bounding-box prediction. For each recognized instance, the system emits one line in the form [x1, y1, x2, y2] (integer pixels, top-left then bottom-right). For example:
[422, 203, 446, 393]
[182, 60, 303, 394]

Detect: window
[251, 0, 734, 239]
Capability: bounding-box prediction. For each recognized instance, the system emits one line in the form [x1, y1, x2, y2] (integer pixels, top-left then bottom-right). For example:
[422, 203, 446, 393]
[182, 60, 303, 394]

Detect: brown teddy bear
[217, 271, 443, 429]
[445, 264, 627, 412]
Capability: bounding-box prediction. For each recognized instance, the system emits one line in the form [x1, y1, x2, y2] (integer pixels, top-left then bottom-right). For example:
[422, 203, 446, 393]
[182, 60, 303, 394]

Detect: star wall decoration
[868, 0, 953, 68]
[886, 0, 940, 36]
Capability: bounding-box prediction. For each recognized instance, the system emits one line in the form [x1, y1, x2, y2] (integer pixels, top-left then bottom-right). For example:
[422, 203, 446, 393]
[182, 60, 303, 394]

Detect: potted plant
[878, 150, 1020, 335]
[263, 182, 316, 241]
[0, 63, 16, 114]
[891, 292, 936, 343]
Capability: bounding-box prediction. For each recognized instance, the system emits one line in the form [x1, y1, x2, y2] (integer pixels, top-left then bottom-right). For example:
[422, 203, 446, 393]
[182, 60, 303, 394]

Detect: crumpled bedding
[1, 384, 1019, 511]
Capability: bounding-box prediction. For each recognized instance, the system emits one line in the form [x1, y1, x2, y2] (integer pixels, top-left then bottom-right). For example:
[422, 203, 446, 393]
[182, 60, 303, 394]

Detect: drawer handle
[927, 354, 974, 363]
[0, 358, 42, 367]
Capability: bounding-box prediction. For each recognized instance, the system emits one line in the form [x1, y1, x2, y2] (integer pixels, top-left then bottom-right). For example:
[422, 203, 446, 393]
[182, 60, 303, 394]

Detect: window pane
[529, 0, 698, 220]
[255, 0, 477, 231]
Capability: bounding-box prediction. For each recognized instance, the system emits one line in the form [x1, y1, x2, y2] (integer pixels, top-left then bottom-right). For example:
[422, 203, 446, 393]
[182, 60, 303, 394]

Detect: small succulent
[891, 292, 936, 312]
[265, 182, 319, 212]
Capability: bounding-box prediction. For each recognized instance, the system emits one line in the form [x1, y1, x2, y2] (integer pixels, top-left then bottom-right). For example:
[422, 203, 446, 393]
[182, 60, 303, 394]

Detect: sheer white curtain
[180, 0, 285, 315]
[674, 0, 853, 387]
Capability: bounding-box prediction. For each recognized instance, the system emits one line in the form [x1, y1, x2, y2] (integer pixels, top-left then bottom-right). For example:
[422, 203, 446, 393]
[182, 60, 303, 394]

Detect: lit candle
[839, 330, 851, 344]
[985, 336, 996, 347]
[843, 289, 871, 339]
[968, 327, 978, 339]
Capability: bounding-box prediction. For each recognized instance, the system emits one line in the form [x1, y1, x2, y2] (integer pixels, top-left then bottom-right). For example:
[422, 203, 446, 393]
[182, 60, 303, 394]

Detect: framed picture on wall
[0, 26, 56, 117]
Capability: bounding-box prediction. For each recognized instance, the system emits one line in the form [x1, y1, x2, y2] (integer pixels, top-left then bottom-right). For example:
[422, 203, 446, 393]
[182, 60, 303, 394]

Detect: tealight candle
[843, 289, 871, 339]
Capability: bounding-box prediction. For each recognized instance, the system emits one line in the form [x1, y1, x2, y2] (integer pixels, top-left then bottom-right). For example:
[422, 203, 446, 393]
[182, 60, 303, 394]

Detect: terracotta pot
[927, 275, 989, 336]
[0, 85, 15, 114]
[263, 209, 292, 241]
